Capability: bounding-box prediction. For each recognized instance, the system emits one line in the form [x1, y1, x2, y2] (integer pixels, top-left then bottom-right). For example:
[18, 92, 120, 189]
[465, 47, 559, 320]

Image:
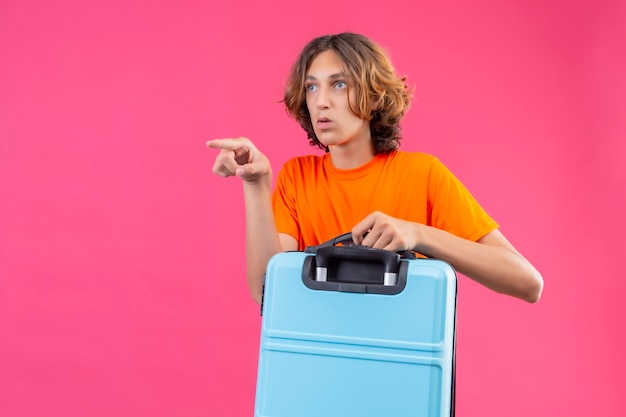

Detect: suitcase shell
[255, 250, 457, 417]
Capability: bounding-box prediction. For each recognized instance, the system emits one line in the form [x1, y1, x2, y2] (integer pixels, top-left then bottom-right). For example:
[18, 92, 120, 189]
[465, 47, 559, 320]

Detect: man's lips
[317, 118, 332, 129]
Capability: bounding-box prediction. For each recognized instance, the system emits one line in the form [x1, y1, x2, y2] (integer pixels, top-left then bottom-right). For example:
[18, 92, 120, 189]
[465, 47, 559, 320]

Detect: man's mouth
[316, 118, 332, 129]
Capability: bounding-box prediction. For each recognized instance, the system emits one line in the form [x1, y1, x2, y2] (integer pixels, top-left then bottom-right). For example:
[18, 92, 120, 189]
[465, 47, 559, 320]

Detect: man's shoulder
[281, 154, 326, 170]
[277, 154, 327, 182]
[284, 154, 324, 164]
[388, 150, 440, 167]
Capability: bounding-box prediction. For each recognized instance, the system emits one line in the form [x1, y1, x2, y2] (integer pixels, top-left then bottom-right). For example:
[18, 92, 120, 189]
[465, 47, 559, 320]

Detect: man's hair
[283, 32, 413, 153]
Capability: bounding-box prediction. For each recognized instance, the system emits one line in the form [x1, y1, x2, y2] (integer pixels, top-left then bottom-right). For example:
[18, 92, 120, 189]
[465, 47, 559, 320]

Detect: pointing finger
[206, 137, 251, 152]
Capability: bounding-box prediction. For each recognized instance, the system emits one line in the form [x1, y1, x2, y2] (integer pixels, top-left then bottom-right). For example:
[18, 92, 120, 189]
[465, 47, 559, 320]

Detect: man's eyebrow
[305, 72, 346, 81]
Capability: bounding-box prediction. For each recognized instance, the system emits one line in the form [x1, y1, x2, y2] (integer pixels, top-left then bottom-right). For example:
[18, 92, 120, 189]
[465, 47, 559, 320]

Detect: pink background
[1, 0, 624, 416]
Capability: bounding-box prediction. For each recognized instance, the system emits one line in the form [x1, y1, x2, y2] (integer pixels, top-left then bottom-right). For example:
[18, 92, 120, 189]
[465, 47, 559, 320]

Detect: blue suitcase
[255, 234, 457, 417]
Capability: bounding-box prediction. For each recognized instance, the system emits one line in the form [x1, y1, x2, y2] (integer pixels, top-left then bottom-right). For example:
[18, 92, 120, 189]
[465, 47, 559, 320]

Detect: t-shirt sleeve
[272, 161, 301, 242]
[427, 157, 499, 242]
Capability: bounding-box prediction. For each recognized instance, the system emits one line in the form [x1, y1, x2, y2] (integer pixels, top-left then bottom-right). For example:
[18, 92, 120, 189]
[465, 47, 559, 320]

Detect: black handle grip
[301, 250, 408, 295]
[304, 232, 354, 253]
[301, 233, 413, 295]
[309, 245, 401, 288]
[304, 232, 417, 260]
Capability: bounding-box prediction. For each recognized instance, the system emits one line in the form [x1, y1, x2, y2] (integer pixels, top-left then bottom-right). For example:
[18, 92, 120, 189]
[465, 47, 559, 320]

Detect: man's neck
[328, 139, 375, 170]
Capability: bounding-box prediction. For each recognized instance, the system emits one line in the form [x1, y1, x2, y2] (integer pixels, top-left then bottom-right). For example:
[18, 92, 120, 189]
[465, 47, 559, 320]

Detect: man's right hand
[207, 137, 272, 184]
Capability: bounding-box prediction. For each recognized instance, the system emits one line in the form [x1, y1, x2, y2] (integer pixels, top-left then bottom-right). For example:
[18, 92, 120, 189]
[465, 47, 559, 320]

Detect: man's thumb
[235, 166, 247, 177]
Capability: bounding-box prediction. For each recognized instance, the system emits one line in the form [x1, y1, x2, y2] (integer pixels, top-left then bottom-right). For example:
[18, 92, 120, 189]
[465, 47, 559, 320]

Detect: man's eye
[335, 81, 347, 89]
[306, 84, 317, 92]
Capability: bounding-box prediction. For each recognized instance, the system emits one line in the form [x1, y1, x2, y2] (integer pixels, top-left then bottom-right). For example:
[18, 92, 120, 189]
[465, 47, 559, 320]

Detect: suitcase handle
[304, 232, 355, 252]
[301, 233, 410, 294]
[304, 232, 416, 260]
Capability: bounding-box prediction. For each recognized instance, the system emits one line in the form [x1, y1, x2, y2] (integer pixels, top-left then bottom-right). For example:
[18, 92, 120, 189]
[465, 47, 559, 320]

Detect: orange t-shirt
[273, 151, 499, 250]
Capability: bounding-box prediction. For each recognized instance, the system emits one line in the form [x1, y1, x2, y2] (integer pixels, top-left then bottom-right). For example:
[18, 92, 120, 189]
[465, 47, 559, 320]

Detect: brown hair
[283, 32, 413, 153]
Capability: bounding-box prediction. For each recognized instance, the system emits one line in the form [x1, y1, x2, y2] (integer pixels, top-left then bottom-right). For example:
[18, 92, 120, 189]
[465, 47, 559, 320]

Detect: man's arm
[241, 190, 299, 303]
[352, 211, 543, 303]
[208, 137, 295, 304]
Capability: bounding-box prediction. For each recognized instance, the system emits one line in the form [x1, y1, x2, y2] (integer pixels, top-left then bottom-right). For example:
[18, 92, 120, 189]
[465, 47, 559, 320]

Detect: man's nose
[316, 85, 330, 109]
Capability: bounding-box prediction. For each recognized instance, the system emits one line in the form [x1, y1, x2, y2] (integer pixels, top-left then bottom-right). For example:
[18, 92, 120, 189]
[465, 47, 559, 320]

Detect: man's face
[305, 50, 371, 151]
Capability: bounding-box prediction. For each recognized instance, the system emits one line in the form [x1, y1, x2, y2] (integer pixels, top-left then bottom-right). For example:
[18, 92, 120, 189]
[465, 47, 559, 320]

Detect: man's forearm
[417, 226, 543, 303]
[242, 181, 282, 304]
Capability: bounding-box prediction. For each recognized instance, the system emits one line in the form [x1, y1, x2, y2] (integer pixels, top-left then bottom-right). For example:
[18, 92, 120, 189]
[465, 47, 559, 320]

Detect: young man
[207, 33, 543, 305]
